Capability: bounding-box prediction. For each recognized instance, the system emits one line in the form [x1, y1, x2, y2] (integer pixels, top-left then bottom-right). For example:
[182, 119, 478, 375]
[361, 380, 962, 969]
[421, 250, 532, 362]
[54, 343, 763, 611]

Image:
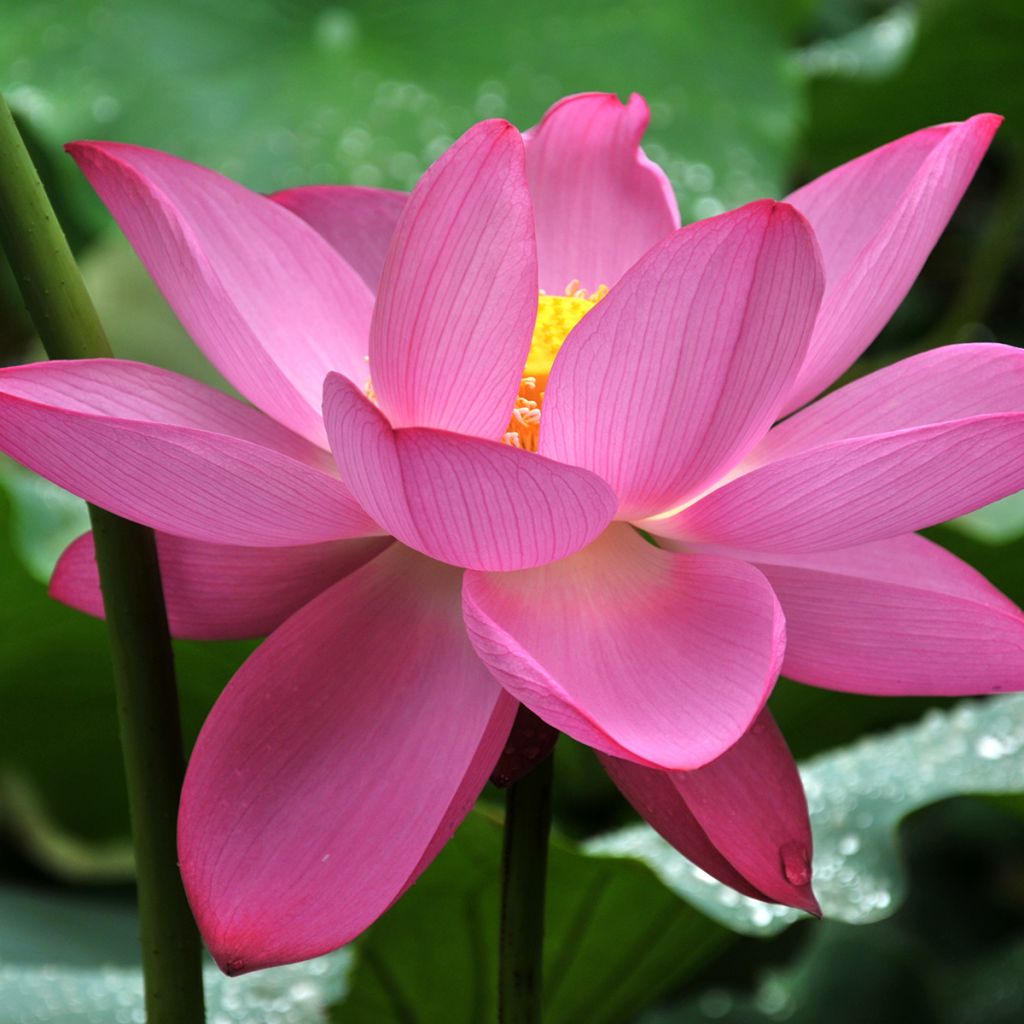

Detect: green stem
[499, 752, 554, 1024]
[0, 96, 205, 1023]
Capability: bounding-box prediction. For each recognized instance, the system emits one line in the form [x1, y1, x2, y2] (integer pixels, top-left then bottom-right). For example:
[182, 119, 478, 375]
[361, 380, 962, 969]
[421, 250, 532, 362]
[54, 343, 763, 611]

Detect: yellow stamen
[505, 281, 608, 450]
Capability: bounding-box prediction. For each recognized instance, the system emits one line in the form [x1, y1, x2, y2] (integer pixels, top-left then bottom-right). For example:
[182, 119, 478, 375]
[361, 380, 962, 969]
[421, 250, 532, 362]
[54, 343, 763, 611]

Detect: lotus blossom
[1, 92, 1022, 974]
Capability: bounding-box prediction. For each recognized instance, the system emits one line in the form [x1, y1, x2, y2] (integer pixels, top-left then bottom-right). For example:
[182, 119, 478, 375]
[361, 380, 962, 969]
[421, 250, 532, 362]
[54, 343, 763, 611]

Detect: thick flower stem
[498, 750, 554, 1024]
[0, 96, 205, 1023]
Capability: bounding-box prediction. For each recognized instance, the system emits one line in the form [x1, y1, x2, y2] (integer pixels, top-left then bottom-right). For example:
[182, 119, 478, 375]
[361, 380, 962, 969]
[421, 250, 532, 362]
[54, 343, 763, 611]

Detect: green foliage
[0, 880, 351, 1022]
[805, 0, 1024, 164]
[2, 2, 1024, 1021]
[0, 469, 254, 851]
[337, 812, 729, 1024]
[1, 0, 812, 223]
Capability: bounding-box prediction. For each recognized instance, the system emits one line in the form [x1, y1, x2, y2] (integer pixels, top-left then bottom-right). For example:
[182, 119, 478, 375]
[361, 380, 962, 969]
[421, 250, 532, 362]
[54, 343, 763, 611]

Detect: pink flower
[1, 93, 1022, 972]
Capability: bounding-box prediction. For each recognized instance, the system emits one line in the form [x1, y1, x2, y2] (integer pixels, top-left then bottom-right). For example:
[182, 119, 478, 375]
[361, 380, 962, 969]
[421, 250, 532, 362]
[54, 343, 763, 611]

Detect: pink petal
[51, 531, 391, 640]
[271, 185, 406, 292]
[67, 141, 375, 446]
[707, 534, 1024, 696]
[524, 92, 680, 292]
[649, 344, 1024, 551]
[462, 523, 785, 770]
[600, 710, 819, 913]
[541, 200, 823, 520]
[0, 360, 379, 546]
[368, 120, 537, 438]
[179, 544, 517, 972]
[782, 114, 1001, 411]
[323, 373, 616, 571]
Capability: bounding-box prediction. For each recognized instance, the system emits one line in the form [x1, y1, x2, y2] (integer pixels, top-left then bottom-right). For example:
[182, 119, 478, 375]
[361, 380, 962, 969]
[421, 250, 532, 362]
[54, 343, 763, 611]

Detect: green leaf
[0, 881, 351, 1023]
[335, 811, 730, 1024]
[804, 0, 1024, 164]
[640, 919, 937, 1024]
[0, 468, 254, 854]
[587, 694, 1024, 937]
[798, 5, 918, 82]
[3, 0, 813, 224]
[946, 492, 1024, 545]
[0, 457, 89, 584]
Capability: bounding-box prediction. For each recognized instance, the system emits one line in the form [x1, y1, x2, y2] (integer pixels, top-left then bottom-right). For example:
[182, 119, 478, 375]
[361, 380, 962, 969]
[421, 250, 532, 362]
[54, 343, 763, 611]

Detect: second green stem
[498, 753, 554, 1024]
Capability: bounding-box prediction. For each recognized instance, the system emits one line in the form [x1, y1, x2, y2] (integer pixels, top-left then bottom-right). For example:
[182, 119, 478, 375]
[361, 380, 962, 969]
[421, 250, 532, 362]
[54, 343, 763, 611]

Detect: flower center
[504, 280, 608, 451]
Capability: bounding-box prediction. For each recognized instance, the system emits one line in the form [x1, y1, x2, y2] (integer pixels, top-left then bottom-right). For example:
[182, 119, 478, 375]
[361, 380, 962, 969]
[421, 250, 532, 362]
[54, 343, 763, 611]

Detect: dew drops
[586, 694, 1024, 937]
[837, 834, 860, 857]
[314, 7, 359, 51]
[0, 951, 352, 1023]
[780, 842, 811, 887]
[694, 196, 726, 220]
[975, 734, 1011, 760]
[90, 94, 121, 123]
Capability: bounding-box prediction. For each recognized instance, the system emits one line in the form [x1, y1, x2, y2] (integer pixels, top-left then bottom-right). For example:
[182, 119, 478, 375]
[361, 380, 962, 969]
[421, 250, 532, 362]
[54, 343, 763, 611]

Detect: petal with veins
[782, 114, 1001, 411]
[525, 92, 680, 292]
[323, 373, 616, 571]
[271, 185, 406, 293]
[0, 360, 379, 546]
[541, 200, 822, 519]
[601, 709, 819, 913]
[462, 524, 785, 771]
[690, 534, 1024, 696]
[179, 544, 516, 973]
[52, 531, 391, 640]
[648, 345, 1024, 551]
[68, 141, 375, 446]
[369, 120, 537, 439]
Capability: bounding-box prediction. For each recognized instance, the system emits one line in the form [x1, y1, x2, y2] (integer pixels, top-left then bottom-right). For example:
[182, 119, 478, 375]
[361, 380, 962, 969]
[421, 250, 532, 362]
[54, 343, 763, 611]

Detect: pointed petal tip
[778, 839, 821, 916]
[804, 890, 824, 918]
[205, 933, 288, 977]
[972, 111, 1004, 131]
[788, 883, 823, 918]
[222, 959, 248, 978]
[202, 921, 336, 976]
[954, 112, 1003, 150]
[47, 536, 78, 603]
[65, 139, 140, 163]
[217, 951, 252, 978]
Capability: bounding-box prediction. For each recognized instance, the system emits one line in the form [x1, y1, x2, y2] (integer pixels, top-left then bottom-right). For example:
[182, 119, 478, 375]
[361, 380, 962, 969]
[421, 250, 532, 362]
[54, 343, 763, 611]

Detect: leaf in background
[0, 881, 351, 1023]
[640, 797, 1024, 1023]
[804, 0, 1024, 163]
[798, 4, 918, 82]
[0, 476, 255, 852]
[2, 0, 813, 225]
[795, 0, 1024, 369]
[0, 458, 89, 584]
[946, 492, 1024, 545]
[587, 695, 1024, 936]
[639, 920, 938, 1024]
[335, 812, 730, 1024]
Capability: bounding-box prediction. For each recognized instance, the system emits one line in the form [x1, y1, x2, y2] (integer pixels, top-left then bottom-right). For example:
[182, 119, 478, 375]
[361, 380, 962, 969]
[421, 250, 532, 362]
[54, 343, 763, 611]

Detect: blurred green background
[2, 0, 1024, 1021]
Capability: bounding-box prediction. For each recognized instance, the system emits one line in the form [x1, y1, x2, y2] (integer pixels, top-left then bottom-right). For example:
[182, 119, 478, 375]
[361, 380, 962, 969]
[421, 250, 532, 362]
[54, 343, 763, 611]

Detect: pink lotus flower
[1, 93, 1022, 973]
